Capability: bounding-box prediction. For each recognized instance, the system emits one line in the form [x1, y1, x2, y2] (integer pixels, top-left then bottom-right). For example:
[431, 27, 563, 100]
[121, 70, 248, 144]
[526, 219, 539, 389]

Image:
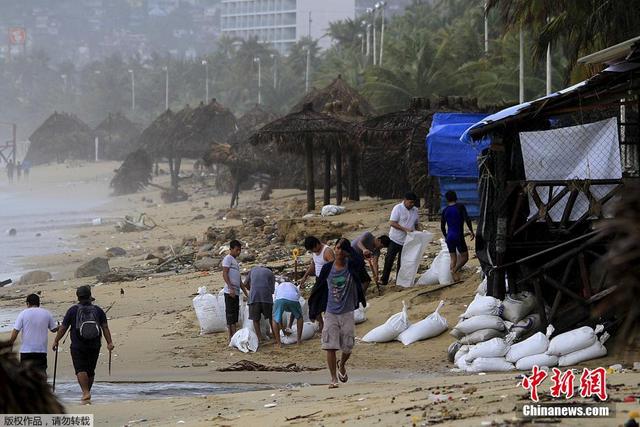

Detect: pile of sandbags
[192, 287, 227, 334]
[397, 300, 448, 345]
[506, 326, 556, 370]
[416, 239, 453, 286]
[547, 325, 607, 366]
[362, 301, 410, 343]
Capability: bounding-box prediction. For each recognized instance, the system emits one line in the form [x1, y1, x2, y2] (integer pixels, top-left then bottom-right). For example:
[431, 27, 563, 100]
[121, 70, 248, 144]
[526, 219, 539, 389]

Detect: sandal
[328, 382, 339, 389]
[337, 361, 348, 383]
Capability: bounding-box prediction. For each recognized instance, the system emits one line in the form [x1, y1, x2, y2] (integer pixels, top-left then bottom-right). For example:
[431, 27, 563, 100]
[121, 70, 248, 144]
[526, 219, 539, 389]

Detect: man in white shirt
[381, 192, 420, 286]
[8, 294, 58, 376]
[222, 239, 246, 342]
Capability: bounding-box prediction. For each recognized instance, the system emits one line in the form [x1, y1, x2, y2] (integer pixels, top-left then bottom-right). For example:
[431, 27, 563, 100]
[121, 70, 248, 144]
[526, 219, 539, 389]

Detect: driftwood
[97, 252, 197, 282]
[216, 360, 322, 372]
[285, 411, 323, 421]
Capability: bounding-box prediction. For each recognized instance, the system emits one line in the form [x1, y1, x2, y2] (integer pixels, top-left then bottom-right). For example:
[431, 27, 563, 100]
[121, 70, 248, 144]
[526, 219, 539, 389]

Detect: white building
[220, 0, 355, 54]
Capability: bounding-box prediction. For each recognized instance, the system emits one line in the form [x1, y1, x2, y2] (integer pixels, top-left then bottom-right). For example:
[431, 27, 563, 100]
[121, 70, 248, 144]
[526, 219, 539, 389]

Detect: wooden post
[490, 138, 506, 300]
[336, 147, 343, 205]
[324, 148, 331, 206]
[305, 137, 315, 211]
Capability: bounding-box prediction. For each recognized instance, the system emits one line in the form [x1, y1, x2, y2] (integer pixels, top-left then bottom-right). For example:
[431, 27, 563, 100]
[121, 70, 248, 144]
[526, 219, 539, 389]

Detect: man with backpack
[52, 285, 114, 401]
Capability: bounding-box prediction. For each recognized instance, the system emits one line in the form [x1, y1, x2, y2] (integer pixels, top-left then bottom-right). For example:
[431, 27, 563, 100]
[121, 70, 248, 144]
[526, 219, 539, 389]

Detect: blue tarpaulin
[427, 112, 489, 178]
[426, 112, 489, 218]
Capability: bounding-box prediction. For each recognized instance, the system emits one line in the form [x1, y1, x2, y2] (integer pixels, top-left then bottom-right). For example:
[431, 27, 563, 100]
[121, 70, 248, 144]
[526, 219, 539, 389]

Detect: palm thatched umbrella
[94, 112, 142, 160]
[251, 102, 352, 211]
[25, 112, 93, 165]
[173, 99, 238, 157]
[292, 75, 374, 204]
[110, 148, 153, 195]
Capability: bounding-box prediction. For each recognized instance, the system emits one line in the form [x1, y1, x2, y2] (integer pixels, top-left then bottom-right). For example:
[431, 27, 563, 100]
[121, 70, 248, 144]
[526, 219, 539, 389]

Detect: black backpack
[75, 304, 101, 340]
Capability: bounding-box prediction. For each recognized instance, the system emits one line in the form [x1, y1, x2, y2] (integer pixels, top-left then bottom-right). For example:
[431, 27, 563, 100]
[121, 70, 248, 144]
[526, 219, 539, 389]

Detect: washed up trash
[362, 301, 410, 343]
[397, 300, 448, 345]
[92, 218, 102, 225]
[396, 231, 433, 287]
[558, 332, 609, 366]
[547, 324, 604, 356]
[264, 403, 277, 408]
[516, 353, 559, 370]
[506, 325, 554, 363]
[115, 213, 157, 232]
[217, 360, 322, 372]
[320, 205, 346, 217]
[7, 228, 17, 236]
[193, 287, 227, 334]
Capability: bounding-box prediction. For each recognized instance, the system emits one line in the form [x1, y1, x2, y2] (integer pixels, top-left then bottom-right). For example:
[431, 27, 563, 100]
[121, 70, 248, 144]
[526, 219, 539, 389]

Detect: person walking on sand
[244, 265, 276, 343]
[52, 286, 114, 401]
[351, 232, 390, 293]
[16, 161, 22, 181]
[380, 192, 420, 287]
[222, 240, 246, 342]
[441, 190, 474, 282]
[301, 236, 335, 332]
[316, 238, 366, 388]
[8, 294, 58, 377]
[272, 281, 304, 348]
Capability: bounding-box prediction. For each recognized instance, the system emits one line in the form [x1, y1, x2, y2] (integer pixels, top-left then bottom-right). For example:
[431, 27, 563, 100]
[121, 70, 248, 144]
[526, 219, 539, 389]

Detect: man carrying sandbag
[381, 192, 420, 287]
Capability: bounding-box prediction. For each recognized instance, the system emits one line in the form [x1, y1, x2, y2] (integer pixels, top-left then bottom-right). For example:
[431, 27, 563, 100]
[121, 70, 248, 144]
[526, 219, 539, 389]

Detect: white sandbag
[476, 277, 487, 295]
[465, 337, 511, 363]
[417, 239, 453, 286]
[505, 326, 554, 363]
[452, 315, 506, 336]
[461, 294, 504, 318]
[509, 313, 542, 340]
[354, 302, 368, 324]
[558, 333, 609, 366]
[320, 204, 346, 217]
[229, 327, 259, 353]
[456, 355, 471, 371]
[459, 328, 505, 345]
[547, 324, 604, 356]
[397, 300, 448, 345]
[468, 357, 515, 372]
[362, 301, 410, 343]
[448, 341, 463, 363]
[192, 287, 227, 334]
[280, 321, 317, 345]
[516, 353, 559, 370]
[396, 231, 434, 287]
[502, 292, 536, 323]
[454, 345, 470, 363]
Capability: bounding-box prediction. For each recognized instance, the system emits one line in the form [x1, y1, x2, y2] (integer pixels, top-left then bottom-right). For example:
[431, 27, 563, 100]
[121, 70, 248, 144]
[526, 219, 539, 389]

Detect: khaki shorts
[321, 311, 355, 354]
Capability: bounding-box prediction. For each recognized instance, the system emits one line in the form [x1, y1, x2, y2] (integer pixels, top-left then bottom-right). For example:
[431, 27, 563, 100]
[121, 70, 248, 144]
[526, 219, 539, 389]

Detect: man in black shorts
[243, 265, 276, 343]
[441, 191, 475, 281]
[53, 285, 114, 401]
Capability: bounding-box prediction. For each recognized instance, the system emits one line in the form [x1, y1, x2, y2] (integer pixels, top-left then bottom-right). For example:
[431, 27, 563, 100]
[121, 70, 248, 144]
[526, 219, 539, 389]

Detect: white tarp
[519, 118, 622, 221]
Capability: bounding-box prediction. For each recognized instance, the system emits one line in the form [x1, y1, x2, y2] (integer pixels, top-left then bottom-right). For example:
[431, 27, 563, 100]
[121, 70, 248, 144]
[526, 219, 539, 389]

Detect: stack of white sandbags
[362, 301, 410, 343]
[416, 239, 453, 286]
[546, 325, 607, 366]
[397, 300, 448, 345]
[192, 287, 227, 334]
[450, 294, 508, 345]
[505, 326, 557, 370]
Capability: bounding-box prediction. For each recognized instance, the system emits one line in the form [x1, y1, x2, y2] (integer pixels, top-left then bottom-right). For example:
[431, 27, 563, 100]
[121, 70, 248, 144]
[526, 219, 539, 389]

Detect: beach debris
[285, 411, 322, 421]
[17, 271, 52, 286]
[92, 218, 102, 226]
[264, 403, 277, 408]
[75, 257, 110, 278]
[194, 257, 220, 271]
[7, 228, 17, 236]
[320, 205, 346, 217]
[633, 362, 640, 371]
[115, 213, 157, 232]
[106, 247, 127, 258]
[216, 360, 322, 372]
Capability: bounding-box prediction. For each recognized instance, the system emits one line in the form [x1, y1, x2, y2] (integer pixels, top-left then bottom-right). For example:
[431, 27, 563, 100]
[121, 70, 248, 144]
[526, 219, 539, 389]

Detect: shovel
[108, 349, 112, 376]
[367, 257, 382, 296]
[52, 343, 59, 392]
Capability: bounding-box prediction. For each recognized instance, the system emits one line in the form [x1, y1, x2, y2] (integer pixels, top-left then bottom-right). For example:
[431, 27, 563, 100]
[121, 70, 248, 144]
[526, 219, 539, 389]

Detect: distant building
[220, 0, 355, 54]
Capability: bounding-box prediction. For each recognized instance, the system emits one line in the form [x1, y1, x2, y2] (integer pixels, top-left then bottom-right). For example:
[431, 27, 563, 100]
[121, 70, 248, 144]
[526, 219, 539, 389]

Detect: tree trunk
[336, 148, 343, 205]
[324, 148, 331, 206]
[348, 153, 360, 201]
[172, 156, 182, 190]
[304, 138, 315, 211]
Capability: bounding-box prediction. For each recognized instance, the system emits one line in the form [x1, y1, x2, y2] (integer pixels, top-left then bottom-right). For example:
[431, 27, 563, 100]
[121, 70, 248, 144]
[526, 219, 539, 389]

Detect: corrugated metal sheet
[438, 177, 480, 218]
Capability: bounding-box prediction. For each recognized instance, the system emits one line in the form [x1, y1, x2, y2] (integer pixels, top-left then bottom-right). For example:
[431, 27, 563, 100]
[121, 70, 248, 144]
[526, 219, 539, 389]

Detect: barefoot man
[52, 285, 114, 401]
[441, 190, 475, 281]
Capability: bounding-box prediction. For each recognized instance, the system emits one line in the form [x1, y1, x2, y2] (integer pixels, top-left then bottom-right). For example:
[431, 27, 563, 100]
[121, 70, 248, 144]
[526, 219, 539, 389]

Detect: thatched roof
[94, 112, 142, 160]
[251, 103, 354, 154]
[110, 149, 153, 195]
[25, 112, 94, 165]
[237, 104, 279, 132]
[137, 109, 175, 156]
[292, 75, 375, 118]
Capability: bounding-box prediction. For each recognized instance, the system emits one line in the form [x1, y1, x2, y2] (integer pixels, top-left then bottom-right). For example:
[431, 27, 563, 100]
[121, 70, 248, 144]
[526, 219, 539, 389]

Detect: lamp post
[202, 60, 209, 102]
[484, 0, 489, 53]
[60, 74, 67, 94]
[358, 33, 364, 56]
[518, 28, 524, 103]
[162, 66, 169, 110]
[367, 7, 376, 65]
[128, 69, 135, 112]
[253, 57, 261, 104]
[270, 53, 277, 89]
[375, 1, 386, 67]
[362, 20, 370, 62]
[302, 46, 310, 93]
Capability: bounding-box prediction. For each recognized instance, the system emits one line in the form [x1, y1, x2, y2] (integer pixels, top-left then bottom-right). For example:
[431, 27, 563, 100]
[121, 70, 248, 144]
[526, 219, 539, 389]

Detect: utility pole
[546, 42, 552, 95]
[128, 69, 135, 112]
[519, 28, 524, 103]
[377, 1, 386, 66]
[368, 8, 376, 65]
[202, 60, 209, 102]
[304, 46, 310, 93]
[358, 33, 364, 56]
[484, 1, 489, 53]
[270, 53, 277, 88]
[253, 57, 261, 104]
[162, 66, 168, 110]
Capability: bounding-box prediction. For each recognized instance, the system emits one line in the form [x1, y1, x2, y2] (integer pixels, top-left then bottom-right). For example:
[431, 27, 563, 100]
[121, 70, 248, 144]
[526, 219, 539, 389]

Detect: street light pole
[60, 74, 67, 94]
[484, 0, 489, 53]
[162, 66, 169, 110]
[128, 69, 135, 112]
[368, 8, 376, 66]
[303, 47, 310, 93]
[376, 1, 386, 67]
[358, 33, 364, 56]
[253, 57, 261, 104]
[270, 53, 277, 89]
[519, 28, 524, 103]
[202, 60, 209, 102]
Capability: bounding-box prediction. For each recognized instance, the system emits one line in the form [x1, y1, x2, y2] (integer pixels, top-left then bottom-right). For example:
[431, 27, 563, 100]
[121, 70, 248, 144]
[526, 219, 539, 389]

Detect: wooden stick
[285, 410, 322, 421]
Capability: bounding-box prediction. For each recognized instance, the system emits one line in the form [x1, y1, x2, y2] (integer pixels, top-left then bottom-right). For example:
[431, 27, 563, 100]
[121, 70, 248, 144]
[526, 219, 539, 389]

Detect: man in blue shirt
[440, 191, 474, 282]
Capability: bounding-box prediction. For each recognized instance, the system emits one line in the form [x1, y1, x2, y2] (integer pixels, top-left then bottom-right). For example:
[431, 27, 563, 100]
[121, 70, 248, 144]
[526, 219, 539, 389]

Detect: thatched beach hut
[25, 112, 94, 165]
[94, 112, 142, 160]
[252, 103, 353, 211]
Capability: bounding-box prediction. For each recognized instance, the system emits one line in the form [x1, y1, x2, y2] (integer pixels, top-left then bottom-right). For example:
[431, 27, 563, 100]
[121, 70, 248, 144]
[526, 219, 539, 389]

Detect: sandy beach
[1, 161, 638, 426]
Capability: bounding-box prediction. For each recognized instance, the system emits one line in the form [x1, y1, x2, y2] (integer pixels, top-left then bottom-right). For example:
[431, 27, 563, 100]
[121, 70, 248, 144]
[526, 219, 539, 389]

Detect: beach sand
[1, 161, 638, 426]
